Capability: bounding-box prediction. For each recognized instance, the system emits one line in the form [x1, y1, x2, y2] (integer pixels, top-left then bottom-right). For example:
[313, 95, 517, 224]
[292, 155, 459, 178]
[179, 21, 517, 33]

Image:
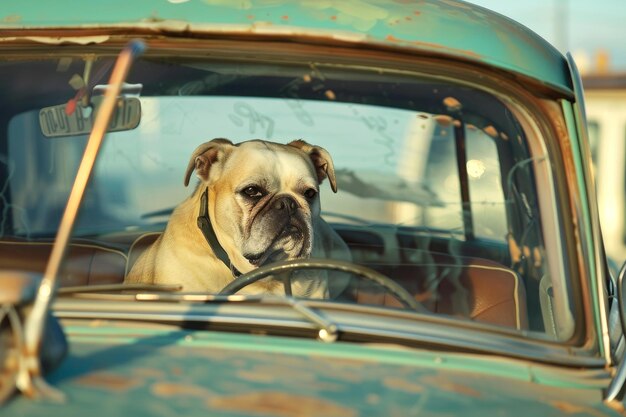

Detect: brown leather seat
[125, 232, 161, 277]
[125, 233, 527, 329]
[354, 253, 529, 330]
[0, 238, 127, 287]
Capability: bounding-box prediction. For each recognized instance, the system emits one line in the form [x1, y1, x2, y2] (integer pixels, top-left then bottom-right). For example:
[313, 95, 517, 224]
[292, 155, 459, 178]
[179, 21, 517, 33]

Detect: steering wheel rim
[218, 258, 427, 313]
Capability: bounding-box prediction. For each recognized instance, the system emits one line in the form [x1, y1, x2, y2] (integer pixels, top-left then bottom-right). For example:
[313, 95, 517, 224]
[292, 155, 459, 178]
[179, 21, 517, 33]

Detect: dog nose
[273, 196, 298, 215]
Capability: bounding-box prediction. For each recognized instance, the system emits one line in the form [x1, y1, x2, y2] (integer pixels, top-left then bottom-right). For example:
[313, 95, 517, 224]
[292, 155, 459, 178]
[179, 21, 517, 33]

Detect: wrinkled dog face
[184, 139, 337, 270]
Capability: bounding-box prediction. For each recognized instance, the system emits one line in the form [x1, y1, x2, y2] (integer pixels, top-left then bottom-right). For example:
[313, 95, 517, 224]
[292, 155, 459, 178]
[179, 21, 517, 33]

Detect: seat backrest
[0, 238, 127, 287]
[125, 232, 161, 277]
[354, 252, 529, 330]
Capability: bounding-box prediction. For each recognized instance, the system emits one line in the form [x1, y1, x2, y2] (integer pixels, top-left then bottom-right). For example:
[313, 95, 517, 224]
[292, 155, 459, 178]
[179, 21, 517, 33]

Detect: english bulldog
[125, 138, 351, 298]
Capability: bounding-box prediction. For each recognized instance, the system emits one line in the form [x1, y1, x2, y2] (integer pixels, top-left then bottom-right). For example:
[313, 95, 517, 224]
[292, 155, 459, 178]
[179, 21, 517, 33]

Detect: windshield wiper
[131, 293, 339, 342]
[58, 283, 182, 294]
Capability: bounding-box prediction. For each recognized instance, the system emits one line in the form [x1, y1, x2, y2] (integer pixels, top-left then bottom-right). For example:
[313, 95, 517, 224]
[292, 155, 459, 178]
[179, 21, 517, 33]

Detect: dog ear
[288, 140, 337, 193]
[184, 138, 234, 186]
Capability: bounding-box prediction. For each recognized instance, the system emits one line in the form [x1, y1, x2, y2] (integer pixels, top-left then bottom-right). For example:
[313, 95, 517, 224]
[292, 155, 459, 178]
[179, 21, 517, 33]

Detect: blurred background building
[470, 0, 626, 265]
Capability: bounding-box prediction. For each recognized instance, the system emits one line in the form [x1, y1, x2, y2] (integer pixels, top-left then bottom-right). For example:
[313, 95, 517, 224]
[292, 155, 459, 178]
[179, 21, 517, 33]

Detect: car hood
[3, 320, 620, 417]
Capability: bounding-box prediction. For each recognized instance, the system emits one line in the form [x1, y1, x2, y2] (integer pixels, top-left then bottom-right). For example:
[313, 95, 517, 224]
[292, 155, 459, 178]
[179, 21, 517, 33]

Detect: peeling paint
[75, 372, 142, 392]
[385, 34, 481, 59]
[2, 15, 21, 23]
[382, 376, 424, 393]
[508, 234, 522, 264]
[550, 401, 608, 417]
[14, 36, 111, 45]
[151, 382, 214, 398]
[421, 374, 482, 398]
[443, 96, 462, 112]
[132, 368, 166, 379]
[483, 125, 498, 138]
[0, 0, 573, 93]
[433, 114, 453, 127]
[207, 391, 357, 417]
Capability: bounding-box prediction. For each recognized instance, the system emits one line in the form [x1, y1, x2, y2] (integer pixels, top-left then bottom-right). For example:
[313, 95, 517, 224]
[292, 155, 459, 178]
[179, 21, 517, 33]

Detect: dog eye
[242, 186, 264, 199]
[304, 188, 318, 199]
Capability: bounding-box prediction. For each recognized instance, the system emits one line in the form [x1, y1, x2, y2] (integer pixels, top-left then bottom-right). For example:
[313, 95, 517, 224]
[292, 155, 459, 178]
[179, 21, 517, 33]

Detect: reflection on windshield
[0, 57, 570, 341]
[8, 97, 507, 238]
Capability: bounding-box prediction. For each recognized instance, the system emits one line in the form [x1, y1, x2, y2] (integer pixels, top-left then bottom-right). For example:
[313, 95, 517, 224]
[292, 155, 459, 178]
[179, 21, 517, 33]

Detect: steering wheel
[218, 258, 427, 313]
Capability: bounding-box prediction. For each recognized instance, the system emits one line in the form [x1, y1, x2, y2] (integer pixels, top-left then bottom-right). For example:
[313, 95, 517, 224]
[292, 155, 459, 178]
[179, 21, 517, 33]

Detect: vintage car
[2, 0, 626, 415]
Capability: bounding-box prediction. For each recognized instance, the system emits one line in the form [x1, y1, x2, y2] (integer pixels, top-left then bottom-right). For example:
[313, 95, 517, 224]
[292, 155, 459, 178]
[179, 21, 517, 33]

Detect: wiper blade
[58, 283, 182, 295]
[132, 293, 339, 342]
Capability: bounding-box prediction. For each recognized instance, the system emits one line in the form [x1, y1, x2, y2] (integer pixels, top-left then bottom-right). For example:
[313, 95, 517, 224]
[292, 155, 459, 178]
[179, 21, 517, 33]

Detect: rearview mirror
[39, 96, 141, 138]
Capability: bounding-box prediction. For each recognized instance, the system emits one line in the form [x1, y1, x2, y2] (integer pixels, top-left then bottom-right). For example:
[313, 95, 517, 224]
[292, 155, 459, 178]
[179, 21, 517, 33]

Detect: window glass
[0, 57, 570, 339]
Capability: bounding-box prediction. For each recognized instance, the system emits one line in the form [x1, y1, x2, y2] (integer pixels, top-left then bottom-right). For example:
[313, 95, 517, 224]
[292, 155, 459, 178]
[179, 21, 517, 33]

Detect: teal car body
[0, 1, 623, 416]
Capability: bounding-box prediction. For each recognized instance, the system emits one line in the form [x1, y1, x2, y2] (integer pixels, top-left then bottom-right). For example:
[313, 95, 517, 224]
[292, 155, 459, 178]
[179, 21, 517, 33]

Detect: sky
[467, 0, 626, 74]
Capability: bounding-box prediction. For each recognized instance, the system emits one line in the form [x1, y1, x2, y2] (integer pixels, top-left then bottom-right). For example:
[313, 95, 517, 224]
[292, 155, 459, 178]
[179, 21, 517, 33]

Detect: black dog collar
[197, 187, 241, 277]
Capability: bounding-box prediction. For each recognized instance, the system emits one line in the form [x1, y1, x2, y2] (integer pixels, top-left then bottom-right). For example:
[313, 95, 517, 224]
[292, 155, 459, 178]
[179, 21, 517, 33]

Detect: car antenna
[17, 39, 146, 400]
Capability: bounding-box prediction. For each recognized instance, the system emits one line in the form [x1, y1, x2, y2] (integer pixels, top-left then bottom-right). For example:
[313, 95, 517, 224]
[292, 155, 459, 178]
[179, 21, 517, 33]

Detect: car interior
[0, 52, 559, 336]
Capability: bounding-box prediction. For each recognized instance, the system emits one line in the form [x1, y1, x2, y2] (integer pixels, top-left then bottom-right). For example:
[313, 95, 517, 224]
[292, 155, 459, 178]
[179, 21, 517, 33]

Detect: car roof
[0, 0, 572, 94]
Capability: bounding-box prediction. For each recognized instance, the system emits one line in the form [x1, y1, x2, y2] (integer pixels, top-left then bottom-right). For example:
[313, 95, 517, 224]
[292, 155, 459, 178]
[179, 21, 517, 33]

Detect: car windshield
[0, 52, 574, 341]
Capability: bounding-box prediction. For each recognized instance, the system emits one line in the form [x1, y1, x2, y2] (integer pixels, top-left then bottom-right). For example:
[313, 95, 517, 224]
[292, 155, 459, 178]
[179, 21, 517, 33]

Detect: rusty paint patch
[151, 382, 213, 398]
[236, 370, 277, 383]
[235, 363, 345, 391]
[550, 401, 608, 417]
[533, 247, 543, 268]
[385, 35, 481, 59]
[433, 114, 453, 127]
[3, 15, 21, 23]
[207, 392, 357, 417]
[75, 372, 142, 392]
[508, 233, 522, 264]
[421, 375, 482, 398]
[443, 96, 462, 111]
[239, 364, 312, 381]
[382, 376, 424, 393]
[307, 356, 369, 370]
[366, 393, 381, 405]
[132, 367, 166, 379]
[483, 125, 498, 138]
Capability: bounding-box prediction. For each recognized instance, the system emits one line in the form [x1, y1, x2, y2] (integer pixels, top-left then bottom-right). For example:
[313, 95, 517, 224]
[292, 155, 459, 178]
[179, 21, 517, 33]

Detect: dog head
[184, 138, 337, 273]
